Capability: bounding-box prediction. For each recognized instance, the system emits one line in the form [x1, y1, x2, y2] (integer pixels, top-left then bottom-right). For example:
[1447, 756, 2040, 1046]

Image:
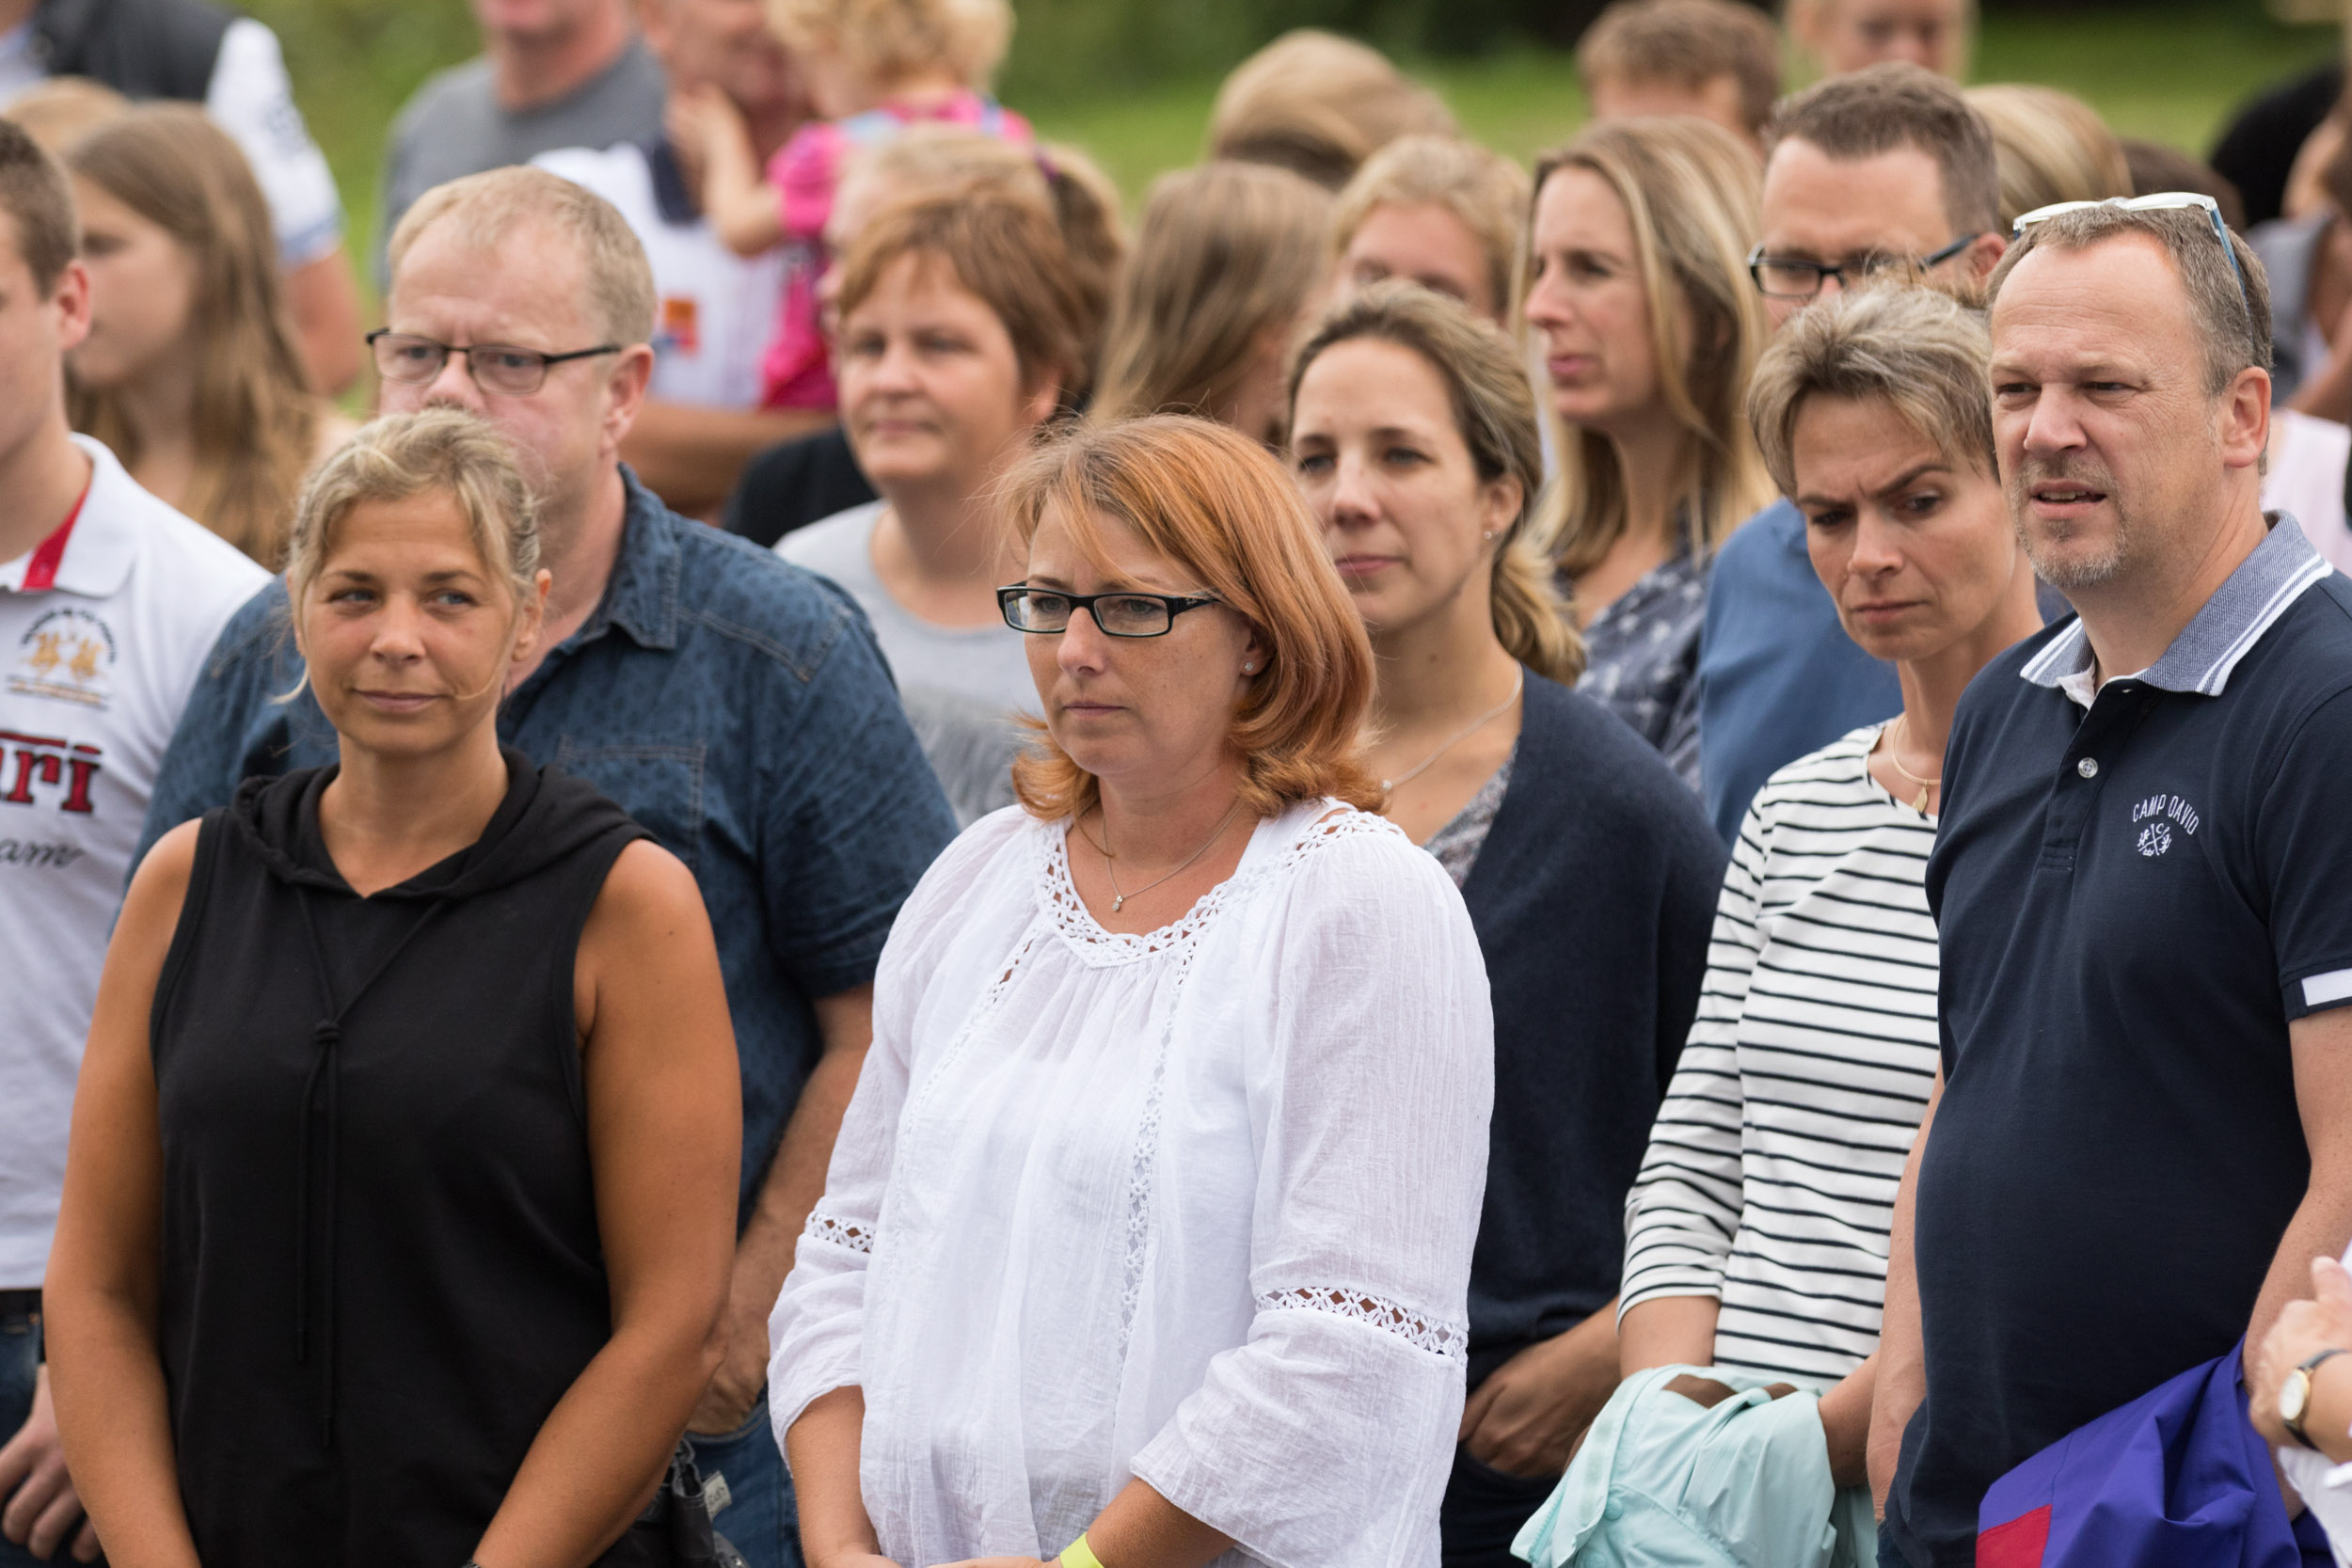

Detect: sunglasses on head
[2010, 191, 2249, 318]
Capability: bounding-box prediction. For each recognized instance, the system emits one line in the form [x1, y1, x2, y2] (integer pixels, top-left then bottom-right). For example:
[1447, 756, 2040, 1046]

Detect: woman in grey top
[1522, 119, 1774, 785]
[780, 185, 1096, 822]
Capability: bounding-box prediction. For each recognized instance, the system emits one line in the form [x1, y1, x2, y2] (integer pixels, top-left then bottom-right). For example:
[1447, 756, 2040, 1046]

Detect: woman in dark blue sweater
[1289, 282, 1724, 1567]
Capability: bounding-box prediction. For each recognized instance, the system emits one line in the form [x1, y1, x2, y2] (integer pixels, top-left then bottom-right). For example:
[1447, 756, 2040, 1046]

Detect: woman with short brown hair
[778, 187, 1096, 822]
[771, 415, 1494, 1568]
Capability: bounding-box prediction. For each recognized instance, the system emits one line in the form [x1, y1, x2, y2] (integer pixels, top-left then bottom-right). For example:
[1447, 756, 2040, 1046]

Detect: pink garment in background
[757, 93, 1034, 410]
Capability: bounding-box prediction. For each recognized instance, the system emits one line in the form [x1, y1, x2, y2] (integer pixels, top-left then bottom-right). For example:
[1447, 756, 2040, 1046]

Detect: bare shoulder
[584, 838, 712, 943]
[124, 818, 204, 926]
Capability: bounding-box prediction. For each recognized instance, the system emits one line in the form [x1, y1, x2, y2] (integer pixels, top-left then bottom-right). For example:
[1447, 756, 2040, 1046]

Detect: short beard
[2008, 456, 2129, 593]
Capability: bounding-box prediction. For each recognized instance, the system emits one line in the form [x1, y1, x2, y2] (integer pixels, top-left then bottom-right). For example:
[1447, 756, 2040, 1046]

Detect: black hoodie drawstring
[292, 888, 444, 1447]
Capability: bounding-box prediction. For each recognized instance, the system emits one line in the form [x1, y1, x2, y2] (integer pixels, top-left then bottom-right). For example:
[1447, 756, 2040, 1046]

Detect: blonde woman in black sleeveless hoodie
[44, 409, 742, 1568]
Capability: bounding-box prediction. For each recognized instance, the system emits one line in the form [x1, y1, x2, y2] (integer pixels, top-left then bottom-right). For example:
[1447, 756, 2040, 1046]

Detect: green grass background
[240, 0, 2344, 304]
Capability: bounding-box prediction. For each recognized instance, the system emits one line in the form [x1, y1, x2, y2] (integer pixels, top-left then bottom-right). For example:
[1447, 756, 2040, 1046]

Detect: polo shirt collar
[2019, 511, 2330, 704]
[578, 466, 681, 652]
[0, 436, 129, 598]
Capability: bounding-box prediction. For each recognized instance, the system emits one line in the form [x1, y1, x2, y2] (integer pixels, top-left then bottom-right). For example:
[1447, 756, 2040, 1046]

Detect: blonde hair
[4, 75, 125, 153]
[389, 166, 657, 347]
[1288, 281, 1582, 686]
[1093, 161, 1332, 431]
[1966, 84, 2132, 230]
[285, 410, 539, 616]
[1330, 134, 1532, 321]
[1746, 284, 1994, 498]
[1206, 29, 1456, 191]
[1529, 117, 1774, 575]
[765, 0, 1011, 89]
[1000, 416, 1380, 821]
[66, 104, 319, 568]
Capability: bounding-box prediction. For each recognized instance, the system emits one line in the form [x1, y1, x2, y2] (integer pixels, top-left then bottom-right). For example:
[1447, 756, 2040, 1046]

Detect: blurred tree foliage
[994, 0, 1599, 100]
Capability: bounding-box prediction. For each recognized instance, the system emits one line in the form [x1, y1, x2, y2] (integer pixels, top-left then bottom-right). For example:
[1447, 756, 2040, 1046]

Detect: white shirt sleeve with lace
[767, 799, 1493, 1568]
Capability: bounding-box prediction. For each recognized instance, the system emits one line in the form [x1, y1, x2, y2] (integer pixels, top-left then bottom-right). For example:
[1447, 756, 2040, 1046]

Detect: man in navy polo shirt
[1872, 200, 2352, 1566]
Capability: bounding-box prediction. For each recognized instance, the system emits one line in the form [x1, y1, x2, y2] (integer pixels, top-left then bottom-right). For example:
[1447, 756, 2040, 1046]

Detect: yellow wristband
[1059, 1533, 1107, 1568]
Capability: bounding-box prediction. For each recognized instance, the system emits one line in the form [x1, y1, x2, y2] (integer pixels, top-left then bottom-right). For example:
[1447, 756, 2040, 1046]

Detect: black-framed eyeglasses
[366, 330, 622, 396]
[1745, 232, 1981, 301]
[2012, 191, 2250, 317]
[997, 585, 1224, 639]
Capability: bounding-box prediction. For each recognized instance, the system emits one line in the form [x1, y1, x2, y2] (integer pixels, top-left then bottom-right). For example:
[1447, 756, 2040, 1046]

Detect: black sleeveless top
[150, 752, 665, 1567]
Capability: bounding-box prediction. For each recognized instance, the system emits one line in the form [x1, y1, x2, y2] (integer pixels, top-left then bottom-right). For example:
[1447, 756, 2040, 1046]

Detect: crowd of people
[7, 0, 2352, 1565]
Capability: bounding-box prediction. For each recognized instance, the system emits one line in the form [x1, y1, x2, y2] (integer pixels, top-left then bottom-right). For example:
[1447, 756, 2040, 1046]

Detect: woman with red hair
[771, 415, 1494, 1568]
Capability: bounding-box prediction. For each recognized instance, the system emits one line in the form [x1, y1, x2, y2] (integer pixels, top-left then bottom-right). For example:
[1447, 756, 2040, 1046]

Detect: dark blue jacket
[1460, 671, 1725, 1385]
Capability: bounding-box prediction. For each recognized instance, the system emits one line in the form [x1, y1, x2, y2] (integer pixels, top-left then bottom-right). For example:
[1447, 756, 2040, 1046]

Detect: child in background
[674, 0, 1029, 412]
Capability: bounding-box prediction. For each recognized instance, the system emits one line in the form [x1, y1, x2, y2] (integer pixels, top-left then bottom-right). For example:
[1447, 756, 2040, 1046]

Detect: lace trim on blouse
[1038, 805, 1400, 967]
[803, 1209, 875, 1254]
[1034, 806, 1406, 1347]
[1255, 1286, 1470, 1364]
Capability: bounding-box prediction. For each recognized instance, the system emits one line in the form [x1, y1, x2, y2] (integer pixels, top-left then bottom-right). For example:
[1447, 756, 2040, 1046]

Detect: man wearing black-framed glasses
[1695, 63, 2010, 847]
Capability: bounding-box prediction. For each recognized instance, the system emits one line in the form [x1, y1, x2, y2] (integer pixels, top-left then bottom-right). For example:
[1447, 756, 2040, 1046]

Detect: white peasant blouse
[767, 799, 1494, 1568]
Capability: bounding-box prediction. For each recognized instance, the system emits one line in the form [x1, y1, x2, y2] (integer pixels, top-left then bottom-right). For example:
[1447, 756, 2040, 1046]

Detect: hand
[1459, 1314, 1622, 1480]
[2252, 1255, 2352, 1454]
[929, 1559, 1053, 1567]
[664, 84, 751, 170]
[688, 1279, 774, 1435]
[1816, 1357, 1876, 1490]
[0, 1366, 101, 1561]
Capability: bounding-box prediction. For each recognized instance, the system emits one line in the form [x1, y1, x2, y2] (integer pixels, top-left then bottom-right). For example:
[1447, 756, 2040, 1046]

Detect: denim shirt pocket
[550, 738, 708, 876]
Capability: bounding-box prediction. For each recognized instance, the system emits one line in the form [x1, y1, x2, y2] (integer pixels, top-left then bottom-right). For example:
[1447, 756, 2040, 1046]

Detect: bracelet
[1059, 1533, 1107, 1568]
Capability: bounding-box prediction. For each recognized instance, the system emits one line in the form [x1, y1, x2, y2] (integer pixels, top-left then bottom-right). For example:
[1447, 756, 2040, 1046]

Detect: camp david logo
[2129, 792, 2201, 858]
[8, 606, 115, 710]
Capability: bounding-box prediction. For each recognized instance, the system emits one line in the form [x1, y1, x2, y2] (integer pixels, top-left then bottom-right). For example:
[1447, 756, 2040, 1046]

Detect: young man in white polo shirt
[0, 118, 263, 1564]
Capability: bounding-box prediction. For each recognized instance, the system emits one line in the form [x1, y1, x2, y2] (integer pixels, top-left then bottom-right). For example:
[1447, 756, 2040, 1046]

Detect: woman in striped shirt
[1615, 286, 2045, 1501]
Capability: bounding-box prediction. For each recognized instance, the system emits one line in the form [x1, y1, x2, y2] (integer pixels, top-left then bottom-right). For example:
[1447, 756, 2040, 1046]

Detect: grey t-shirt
[780, 501, 1039, 825]
[376, 39, 669, 283]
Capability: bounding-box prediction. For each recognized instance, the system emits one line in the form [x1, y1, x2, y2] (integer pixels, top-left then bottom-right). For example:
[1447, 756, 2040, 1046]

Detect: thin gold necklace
[1381, 671, 1525, 793]
[1097, 799, 1246, 914]
[1883, 714, 1942, 816]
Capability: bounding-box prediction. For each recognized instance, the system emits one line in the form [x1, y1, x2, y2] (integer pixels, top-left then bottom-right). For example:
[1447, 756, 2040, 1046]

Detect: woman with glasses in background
[770, 415, 1494, 1568]
[1524, 117, 1772, 788]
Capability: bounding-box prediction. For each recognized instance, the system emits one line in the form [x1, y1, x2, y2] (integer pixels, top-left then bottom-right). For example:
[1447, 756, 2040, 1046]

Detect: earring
[1242, 662, 1257, 673]
[1483, 530, 1497, 540]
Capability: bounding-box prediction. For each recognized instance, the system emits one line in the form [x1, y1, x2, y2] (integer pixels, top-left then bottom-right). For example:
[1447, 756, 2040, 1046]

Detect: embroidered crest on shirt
[2130, 793, 2201, 858]
[9, 607, 115, 710]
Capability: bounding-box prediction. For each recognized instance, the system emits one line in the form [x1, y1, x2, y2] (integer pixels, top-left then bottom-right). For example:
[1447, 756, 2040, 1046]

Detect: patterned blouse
[1422, 753, 1516, 888]
[1571, 549, 1708, 790]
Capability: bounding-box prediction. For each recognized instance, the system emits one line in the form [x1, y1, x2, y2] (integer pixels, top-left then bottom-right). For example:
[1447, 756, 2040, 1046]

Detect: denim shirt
[136, 468, 960, 1225]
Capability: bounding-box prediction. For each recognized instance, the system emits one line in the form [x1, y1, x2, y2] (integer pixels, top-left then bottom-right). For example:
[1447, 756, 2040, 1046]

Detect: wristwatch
[2280, 1348, 2349, 1449]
